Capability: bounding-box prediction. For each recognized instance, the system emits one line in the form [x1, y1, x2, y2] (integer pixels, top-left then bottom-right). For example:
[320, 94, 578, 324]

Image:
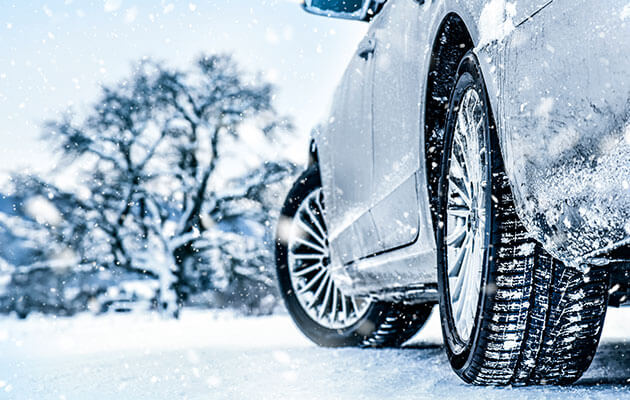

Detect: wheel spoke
[463, 255, 480, 329]
[293, 262, 324, 277]
[465, 94, 479, 130]
[329, 283, 338, 323]
[297, 218, 326, 248]
[339, 289, 347, 323]
[447, 205, 470, 219]
[304, 201, 326, 241]
[293, 236, 326, 255]
[457, 97, 480, 183]
[292, 254, 324, 261]
[315, 193, 328, 230]
[452, 247, 470, 304]
[465, 268, 479, 324]
[449, 234, 471, 278]
[453, 273, 469, 322]
[350, 295, 360, 317]
[452, 134, 470, 181]
[297, 268, 327, 294]
[318, 275, 334, 319]
[446, 225, 467, 247]
[310, 271, 330, 307]
[449, 175, 471, 206]
[450, 155, 466, 180]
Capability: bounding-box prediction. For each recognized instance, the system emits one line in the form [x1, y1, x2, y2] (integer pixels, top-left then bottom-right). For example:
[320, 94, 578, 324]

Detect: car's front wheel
[436, 52, 609, 385]
[276, 165, 433, 347]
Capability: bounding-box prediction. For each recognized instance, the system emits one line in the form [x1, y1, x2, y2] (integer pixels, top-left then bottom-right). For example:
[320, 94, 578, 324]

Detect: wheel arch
[424, 12, 475, 227]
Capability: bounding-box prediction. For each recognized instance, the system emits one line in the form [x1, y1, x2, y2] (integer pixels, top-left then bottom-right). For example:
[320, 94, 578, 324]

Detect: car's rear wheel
[276, 165, 433, 347]
[437, 52, 609, 385]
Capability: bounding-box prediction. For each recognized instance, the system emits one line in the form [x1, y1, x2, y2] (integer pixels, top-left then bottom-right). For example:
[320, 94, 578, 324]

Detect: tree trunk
[172, 243, 195, 309]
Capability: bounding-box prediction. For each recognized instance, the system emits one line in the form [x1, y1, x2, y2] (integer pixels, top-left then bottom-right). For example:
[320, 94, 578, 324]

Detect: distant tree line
[0, 54, 297, 317]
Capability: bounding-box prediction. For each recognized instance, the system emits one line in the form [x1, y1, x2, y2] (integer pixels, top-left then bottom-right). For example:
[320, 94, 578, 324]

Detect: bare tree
[18, 54, 295, 316]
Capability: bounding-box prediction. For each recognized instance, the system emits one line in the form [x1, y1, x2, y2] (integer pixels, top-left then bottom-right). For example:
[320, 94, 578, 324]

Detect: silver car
[275, 0, 630, 385]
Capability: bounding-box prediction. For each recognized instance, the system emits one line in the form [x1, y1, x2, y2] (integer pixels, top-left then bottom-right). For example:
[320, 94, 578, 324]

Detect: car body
[275, 0, 629, 385]
[306, 0, 630, 298]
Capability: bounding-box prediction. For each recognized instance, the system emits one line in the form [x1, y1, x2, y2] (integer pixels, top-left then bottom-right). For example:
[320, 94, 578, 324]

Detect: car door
[320, 35, 380, 265]
[368, 0, 423, 252]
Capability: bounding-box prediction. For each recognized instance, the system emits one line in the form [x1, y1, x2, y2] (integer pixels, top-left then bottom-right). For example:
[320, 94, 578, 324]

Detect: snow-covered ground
[1, 307, 629, 400]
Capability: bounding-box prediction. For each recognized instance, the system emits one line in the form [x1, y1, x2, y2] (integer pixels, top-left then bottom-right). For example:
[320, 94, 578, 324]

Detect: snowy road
[1, 307, 629, 400]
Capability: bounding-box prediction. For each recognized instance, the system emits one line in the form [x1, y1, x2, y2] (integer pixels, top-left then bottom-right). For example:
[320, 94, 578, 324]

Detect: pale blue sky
[0, 0, 367, 176]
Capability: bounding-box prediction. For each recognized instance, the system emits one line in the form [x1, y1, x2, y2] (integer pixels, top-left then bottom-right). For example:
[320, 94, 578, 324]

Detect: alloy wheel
[287, 188, 371, 329]
[445, 87, 490, 342]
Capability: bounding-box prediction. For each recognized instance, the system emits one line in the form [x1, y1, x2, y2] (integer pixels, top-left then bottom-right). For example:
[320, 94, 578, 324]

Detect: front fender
[477, 1, 630, 268]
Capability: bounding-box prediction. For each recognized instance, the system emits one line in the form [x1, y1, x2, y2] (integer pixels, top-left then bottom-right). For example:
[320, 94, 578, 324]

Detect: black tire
[276, 165, 433, 347]
[436, 52, 609, 385]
